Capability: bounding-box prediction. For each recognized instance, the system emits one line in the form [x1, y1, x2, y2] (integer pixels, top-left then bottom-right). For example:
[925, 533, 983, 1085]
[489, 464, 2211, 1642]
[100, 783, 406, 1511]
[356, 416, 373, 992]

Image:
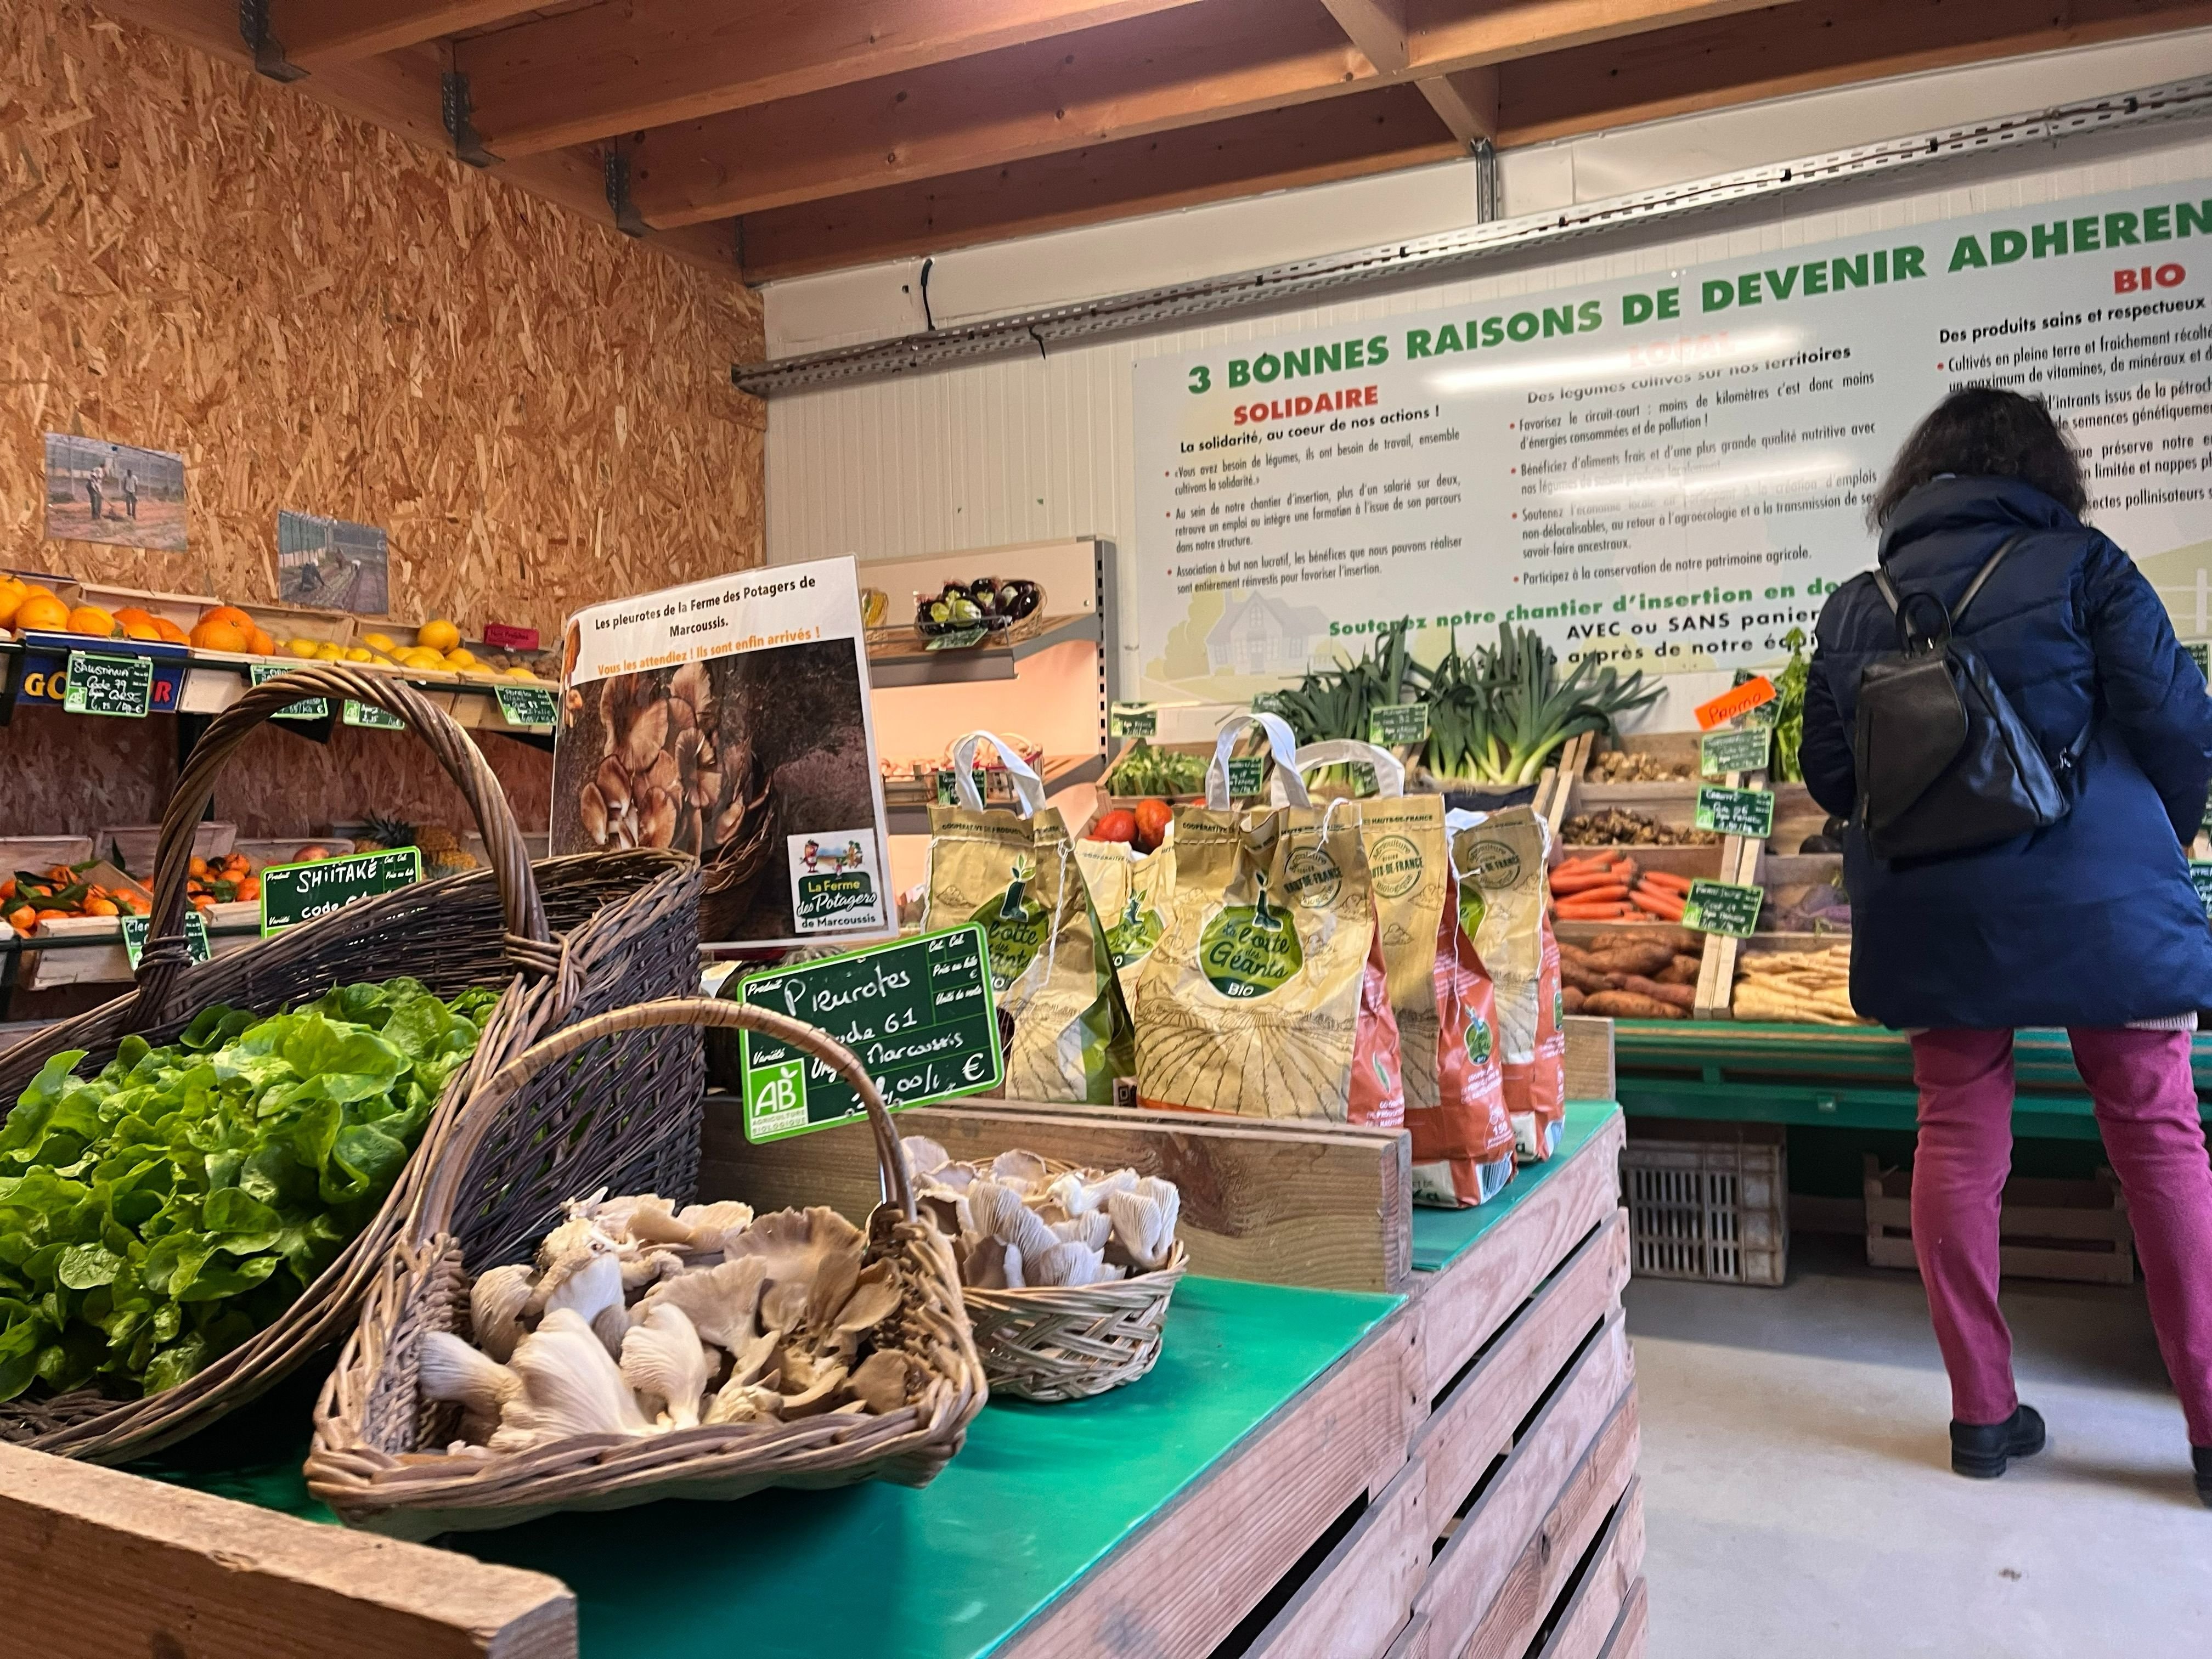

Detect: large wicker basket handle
[416, 996, 915, 1241]
[135, 664, 551, 1018]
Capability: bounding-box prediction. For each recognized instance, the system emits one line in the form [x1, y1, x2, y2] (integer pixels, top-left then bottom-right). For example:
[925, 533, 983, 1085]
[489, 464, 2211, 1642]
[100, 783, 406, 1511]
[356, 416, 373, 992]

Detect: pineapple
[415, 824, 461, 856]
[354, 813, 417, 853]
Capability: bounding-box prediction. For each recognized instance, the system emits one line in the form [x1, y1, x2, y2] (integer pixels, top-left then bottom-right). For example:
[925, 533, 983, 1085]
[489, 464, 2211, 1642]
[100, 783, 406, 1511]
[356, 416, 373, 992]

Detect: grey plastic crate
[1621, 1124, 1787, 1286]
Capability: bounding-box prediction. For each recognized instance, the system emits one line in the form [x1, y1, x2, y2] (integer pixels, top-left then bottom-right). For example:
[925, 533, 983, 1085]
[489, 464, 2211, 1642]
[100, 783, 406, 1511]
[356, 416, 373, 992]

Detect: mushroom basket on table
[0, 664, 703, 1466]
[904, 1137, 1187, 1403]
[307, 998, 986, 1538]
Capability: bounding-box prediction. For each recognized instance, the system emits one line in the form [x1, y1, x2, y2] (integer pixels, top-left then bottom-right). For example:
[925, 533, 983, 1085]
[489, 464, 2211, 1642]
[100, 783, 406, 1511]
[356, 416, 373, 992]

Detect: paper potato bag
[1073, 831, 1176, 1023]
[922, 732, 1130, 1103]
[1451, 805, 1566, 1162]
[1294, 742, 1512, 1205]
[1135, 716, 1402, 1126]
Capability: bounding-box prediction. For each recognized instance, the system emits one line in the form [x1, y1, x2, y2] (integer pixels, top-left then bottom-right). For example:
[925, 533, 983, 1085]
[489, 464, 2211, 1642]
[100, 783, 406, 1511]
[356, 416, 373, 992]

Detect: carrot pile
[1548, 851, 1691, 922]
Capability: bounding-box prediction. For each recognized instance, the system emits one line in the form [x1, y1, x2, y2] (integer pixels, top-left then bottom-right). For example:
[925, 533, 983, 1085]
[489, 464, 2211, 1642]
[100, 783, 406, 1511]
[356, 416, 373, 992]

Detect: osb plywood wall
[1, 0, 761, 843]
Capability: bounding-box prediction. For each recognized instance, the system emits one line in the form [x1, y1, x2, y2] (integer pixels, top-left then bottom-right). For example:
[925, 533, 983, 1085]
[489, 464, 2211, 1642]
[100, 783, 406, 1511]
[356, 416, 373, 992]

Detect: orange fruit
[14, 592, 69, 632]
[65, 605, 119, 637]
[0, 577, 30, 629]
[203, 604, 255, 630]
[114, 605, 156, 628]
[247, 626, 275, 656]
[151, 617, 189, 644]
[82, 896, 118, 917]
[189, 618, 249, 653]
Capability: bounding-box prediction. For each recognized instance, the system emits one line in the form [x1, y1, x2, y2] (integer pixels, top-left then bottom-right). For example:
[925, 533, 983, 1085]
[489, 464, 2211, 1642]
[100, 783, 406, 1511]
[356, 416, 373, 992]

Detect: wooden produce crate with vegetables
[1559, 928, 1706, 1022]
[8, 859, 155, 989]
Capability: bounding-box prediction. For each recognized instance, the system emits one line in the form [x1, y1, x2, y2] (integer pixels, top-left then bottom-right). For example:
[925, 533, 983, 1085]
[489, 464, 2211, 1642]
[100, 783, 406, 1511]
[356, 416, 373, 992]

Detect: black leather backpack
[1852, 535, 2089, 860]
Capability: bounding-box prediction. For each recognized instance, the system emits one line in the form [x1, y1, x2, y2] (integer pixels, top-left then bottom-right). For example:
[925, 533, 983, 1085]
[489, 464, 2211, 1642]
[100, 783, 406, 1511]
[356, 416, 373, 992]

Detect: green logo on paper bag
[1200, 876, 1304, 998]
[1368, 833, 1424, 900]
[1104, 893, 1164, 970]
[1466, 838, 1523, 892]
[1466, 1013, 1494, 1066]
[970, 859, 1048, 991]
[1283, 846, 1342, 909]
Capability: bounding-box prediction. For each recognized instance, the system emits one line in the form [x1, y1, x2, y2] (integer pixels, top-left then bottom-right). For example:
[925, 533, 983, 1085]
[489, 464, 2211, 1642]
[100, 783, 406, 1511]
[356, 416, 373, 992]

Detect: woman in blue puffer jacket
[1802, 386, 2212, 1501]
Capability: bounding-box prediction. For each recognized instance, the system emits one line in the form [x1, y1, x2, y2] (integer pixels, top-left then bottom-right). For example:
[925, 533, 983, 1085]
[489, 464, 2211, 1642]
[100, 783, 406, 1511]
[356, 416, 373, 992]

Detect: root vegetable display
[1545, 854, 1692, 923]
[1560, 810, 1719, 848]
[1581, 990, 1690, 1019]
[1731, 945, 1869, 1024]
[1584, 750, 1696, 782]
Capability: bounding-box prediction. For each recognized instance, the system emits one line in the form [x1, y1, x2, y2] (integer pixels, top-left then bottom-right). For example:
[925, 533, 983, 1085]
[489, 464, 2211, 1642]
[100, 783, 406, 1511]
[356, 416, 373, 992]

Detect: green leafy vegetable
[0, 978, 499, 1403]
[1421, 622, 1660, 786]
[1771, 627, 1809, 783]
[1102, 740, 1205, 799]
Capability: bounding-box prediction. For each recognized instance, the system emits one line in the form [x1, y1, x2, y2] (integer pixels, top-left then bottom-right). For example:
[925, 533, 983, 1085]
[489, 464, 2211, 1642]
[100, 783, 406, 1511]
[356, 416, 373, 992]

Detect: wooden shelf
[865, 611, 1100, 688]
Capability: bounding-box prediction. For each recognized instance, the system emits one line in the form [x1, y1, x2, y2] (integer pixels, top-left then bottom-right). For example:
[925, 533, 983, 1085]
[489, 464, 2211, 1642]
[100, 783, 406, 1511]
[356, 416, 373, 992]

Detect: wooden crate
[17, 860, 154, 989]
[0, 1443, 574, 1657]
[701, 1094, 1415, 1293]
[1864, 1155, 2135, 1285]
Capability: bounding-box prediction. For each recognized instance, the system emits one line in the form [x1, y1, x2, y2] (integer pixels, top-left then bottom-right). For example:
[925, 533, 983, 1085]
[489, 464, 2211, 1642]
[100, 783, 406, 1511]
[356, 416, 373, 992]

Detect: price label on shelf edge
[1694, 675, 1777, 732]
[342, 698, 405, 729]
[734, 924, 1002, 1142]
[1108, 702, 1158, 738]
[63, 650, 153, 718]
[1681, 879, 1764, 939]
[249, 662, 330, 722]
[121, 910, 213, 969]
[1694, 785, 1776, 840]
[2192, 861, 2212, 918]
[494, 683, 559, 729]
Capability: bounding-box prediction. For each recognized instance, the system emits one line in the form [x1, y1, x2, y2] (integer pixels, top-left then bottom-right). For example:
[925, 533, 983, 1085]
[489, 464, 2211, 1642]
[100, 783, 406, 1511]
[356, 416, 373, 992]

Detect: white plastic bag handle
[1282, 739, 1404, 802]
[948, 730, 1047, 817]
[1206, 712, 1310, 809]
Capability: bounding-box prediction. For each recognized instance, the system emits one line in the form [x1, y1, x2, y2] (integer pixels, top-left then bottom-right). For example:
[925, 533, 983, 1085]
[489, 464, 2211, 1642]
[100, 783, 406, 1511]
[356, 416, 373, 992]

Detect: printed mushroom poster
[551, 557, 894, 947]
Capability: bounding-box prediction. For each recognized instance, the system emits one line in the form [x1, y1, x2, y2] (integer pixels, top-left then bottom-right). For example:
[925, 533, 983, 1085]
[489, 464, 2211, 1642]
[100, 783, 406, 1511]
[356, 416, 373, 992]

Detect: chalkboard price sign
[63, 651, 153, 718]
[1367, 703, 1430, 747]
[342, 699, 405, 729]
[1699, 725, 1771, 778]
[2191, 860, 2212, 918]
[1694, 785, 1776, 840]
[121, 910, 212, 969]
[495, 684, 558, 728]
[1224, 755, 1266, 797]
[734, 923, 1002, 1143]
[1681, 879, 1765, 939]
[1108, 702, 1158, 738]
[250, 662, 330, 721]
[259, 847, 422, 935]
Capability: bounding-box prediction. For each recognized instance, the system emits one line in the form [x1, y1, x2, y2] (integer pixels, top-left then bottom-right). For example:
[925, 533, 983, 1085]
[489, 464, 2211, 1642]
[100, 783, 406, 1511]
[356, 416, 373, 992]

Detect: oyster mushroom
[1107, 1177, 1181, 1272]
[469, 1263, 535, 1364]
[616, 692, 671, 774]
[419, 1330, 522, 1444]
[636, 1255, 769, 1355]
[594, 754, 633, 816]
[848, 1348, 914, 1414]
[578, 782, 610, 845]
[620, 1302, 712, 1430]
[637, 784, 679, 849]
[671, 659, 714, 726]
[644, 748, 679, 798]
[490, 1309, 653, 1452]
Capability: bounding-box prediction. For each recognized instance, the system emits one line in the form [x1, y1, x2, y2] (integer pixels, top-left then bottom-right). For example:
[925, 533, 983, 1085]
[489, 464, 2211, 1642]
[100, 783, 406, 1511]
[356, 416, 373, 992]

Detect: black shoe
[2194, 1446, 2210, 1509]
[1951, 1405, 2047, 1479]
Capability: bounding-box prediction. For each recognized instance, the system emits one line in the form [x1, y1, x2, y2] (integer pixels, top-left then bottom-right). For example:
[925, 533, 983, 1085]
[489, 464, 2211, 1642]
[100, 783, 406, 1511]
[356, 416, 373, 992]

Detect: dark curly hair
[1869, 385, 2087, 527]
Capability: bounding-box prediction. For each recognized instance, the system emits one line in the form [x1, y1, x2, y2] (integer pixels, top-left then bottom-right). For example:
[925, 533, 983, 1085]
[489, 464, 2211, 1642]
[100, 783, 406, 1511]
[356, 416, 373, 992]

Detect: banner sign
[1132, 179, 2212, 703]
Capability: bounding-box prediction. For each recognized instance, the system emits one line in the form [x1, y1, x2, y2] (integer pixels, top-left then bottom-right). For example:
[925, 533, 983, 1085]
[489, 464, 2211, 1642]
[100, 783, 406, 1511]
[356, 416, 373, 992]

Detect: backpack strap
[1949, 533, 2025, 625]
[1873, 533, 2025, 648]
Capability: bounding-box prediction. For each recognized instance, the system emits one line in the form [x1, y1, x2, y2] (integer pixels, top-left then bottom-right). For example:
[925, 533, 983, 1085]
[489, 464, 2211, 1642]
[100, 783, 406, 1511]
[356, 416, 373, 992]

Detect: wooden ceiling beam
[453, 0, 1214, 159]
[733, 82, 1463, 283]
[1321, 0, 1413, 71]
[628, 0, 1372, 228]
[1493, 0, 2212, 145]
[1406, 0, 1803, 71]
[1419, 66, 1499, 144]
[268, 1, 545, 70]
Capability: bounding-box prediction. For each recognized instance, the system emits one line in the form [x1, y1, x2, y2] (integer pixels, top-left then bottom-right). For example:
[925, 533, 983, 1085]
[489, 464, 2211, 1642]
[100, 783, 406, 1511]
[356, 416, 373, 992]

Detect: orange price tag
[1695, 675, 1777, 731]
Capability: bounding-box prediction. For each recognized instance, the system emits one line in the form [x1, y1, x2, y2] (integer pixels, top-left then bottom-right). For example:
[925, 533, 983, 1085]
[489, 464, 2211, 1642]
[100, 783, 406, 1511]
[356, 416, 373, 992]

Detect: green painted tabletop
[139, 1274, 1400, 1659]
[1409, 1101, 1621, 1274]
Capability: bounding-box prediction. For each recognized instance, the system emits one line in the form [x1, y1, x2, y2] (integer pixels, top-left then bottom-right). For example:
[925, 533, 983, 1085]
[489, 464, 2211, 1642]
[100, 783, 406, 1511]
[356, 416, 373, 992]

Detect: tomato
[1089, 809, 1137, 845]
[1133, 798, 1173, 853]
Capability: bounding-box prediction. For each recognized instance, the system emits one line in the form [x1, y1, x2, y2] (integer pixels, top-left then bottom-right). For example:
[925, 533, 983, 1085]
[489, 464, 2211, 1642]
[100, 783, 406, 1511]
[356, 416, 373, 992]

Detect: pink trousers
[1909, 1026, 2212, 1446]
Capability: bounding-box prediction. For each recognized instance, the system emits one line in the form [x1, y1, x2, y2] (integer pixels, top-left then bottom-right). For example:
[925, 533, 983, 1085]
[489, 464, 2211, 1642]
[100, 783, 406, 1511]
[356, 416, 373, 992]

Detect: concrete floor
[1628, 1237, 2211, 1658]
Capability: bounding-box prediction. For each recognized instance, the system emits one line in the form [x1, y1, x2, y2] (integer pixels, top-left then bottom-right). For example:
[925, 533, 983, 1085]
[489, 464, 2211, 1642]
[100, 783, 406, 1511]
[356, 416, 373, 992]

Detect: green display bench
[1, 1102, 1644, 1659]
[1611, 1019, 2212, 1140]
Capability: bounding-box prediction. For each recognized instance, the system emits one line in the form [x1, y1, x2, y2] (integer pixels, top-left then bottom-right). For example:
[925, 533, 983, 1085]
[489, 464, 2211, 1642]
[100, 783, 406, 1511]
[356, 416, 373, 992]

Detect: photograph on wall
[43, 433, 187, 551]
[550, 557, 892, 949]
[277, 509, 391, 613]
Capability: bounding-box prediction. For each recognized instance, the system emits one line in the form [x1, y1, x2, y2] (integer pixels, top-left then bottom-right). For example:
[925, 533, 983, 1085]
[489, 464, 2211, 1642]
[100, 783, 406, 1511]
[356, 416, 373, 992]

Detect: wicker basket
[307, 997, 988, 1537]
[964, 1243, 1187, 1402]
[0, 663, 703, 1464]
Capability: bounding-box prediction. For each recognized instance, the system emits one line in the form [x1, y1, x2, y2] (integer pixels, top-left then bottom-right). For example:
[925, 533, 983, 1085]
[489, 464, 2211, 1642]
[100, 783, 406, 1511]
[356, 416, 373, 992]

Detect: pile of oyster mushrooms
[904, 1138, 1181, 1291]
[416, 1193, 916, 1454]
[577, 661, 770, 857]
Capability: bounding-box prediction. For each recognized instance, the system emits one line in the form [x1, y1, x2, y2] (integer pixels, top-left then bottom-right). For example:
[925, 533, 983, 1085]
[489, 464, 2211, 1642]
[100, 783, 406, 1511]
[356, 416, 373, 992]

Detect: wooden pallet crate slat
[1532, 1479, 1645, 1659]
